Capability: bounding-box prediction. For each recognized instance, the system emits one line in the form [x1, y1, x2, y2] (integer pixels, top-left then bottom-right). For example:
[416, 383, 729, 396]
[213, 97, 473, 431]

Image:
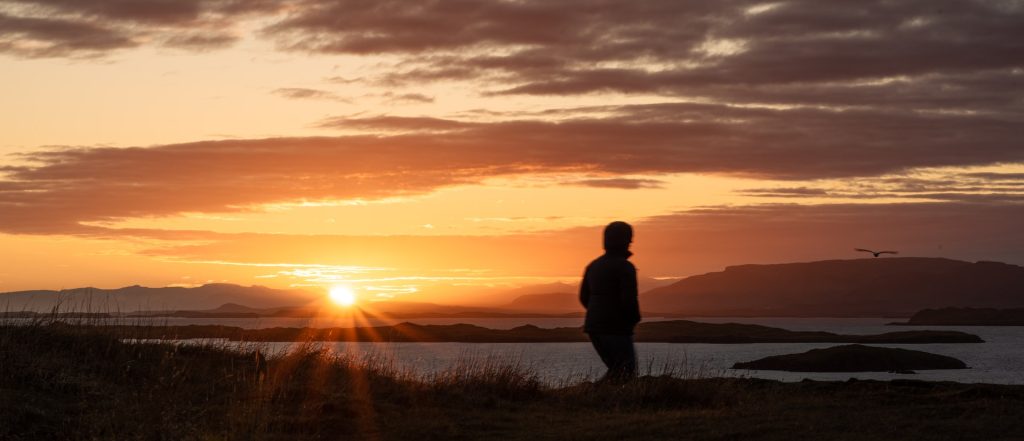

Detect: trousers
[588, 333, 637, 381]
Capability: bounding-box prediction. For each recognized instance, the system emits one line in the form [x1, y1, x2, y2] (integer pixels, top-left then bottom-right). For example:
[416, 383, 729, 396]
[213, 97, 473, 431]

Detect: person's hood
[603, 221, 633, 258]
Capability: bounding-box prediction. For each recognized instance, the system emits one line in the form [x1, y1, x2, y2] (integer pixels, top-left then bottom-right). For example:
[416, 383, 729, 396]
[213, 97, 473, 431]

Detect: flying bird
[855, 248, 899, 258]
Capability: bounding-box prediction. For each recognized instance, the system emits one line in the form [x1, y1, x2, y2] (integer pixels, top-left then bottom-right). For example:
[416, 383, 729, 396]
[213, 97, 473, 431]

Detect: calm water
[266, 323, 1024, 385]
[10, 316, 1023, 384]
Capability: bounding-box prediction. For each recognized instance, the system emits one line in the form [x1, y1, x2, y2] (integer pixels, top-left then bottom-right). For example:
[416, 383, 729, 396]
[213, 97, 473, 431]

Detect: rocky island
[732, 344, 969, 372]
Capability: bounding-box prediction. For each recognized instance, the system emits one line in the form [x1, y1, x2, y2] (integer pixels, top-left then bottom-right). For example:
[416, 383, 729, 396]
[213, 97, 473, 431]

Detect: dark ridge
[643, 258, 1024, 317]
[71, 320, 984, 343]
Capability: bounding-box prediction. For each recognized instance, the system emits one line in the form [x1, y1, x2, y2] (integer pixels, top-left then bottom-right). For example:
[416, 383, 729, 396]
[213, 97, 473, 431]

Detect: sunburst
[328, 285, 357, 307]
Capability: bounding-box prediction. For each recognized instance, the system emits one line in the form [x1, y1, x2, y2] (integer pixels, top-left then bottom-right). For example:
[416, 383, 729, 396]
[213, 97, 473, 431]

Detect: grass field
[3, 322, 1024, 440]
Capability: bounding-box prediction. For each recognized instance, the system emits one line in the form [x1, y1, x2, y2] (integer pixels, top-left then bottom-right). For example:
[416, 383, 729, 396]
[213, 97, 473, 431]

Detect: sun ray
[357, 303, 436, 344]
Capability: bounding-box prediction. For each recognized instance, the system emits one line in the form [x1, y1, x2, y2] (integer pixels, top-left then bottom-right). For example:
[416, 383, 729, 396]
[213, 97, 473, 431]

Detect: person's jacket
[579, 250, 641, 335]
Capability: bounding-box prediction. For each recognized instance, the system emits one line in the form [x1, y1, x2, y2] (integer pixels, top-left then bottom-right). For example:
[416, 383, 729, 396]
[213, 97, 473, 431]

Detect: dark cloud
[740, 174, 1024, 202]
[640, 71, 1024, 118]
[2, 0, 1023, 236]
[901, 193, 1024, 203]
[4, 0, 204, 24]
[4, 0, 281, 24]
[162, 32, 237, 50]
[317, 102, 1024, 178]
[739, 187, 831, 198]
[272, 87, 347, 102]
[570, 178, 665, 189]
[0, 12, 136, 57]
[382, 93, 435, 104]
[314, 115, 473, 132]
[324, 76, 362, 84]
[964, 172, 1024, 181]
[5, 0, 1022, 123]
[0, 133, 535, 234]
[740, 191, 1024, 203]
[0, 0, 280, 57]
[265, 0, 695, 55]
[262, 0, 1024, 117]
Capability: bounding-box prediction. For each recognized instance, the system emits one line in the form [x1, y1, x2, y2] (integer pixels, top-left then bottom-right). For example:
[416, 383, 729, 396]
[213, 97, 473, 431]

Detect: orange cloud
[3, 103, 1023, 235]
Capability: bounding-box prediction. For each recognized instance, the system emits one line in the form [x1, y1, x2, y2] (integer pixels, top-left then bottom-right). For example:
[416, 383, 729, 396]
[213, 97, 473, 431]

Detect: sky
[1, 0, 1022, 304]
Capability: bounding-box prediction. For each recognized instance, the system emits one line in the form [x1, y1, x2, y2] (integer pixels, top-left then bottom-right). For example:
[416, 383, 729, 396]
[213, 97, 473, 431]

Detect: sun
[328, 285, 357, 307]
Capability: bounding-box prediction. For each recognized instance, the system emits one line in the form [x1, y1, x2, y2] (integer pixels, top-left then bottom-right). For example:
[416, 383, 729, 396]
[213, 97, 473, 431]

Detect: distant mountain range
[643, 258, 1024, 317]
[3, 258, 1023, 317]
[0, 283, 319, 313]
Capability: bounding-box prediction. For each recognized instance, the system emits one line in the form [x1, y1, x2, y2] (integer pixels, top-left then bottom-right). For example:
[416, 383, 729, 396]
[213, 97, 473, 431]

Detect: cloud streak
[0, 12, 136, 57]
[0, 0, 278, 57]
[2, 0, 1022, 252]
[272, 87, 348, 102]
[7, 0, 1019, 111]
[263, 0, 1024, 114]
[2, 101, 1023, 234]
[569, 178, 665, 190]
[138, 202, 1024, 279]
[738, 173, 1024, 202]
[5, 0, 1020, 132]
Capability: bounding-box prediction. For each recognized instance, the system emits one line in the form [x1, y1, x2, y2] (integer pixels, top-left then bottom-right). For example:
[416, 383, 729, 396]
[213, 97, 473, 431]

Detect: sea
[10, 316, 1024, 385]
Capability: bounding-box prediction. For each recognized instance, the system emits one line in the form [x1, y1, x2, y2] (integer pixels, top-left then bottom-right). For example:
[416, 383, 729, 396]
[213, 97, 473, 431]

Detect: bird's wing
[854, 248, 874, 253]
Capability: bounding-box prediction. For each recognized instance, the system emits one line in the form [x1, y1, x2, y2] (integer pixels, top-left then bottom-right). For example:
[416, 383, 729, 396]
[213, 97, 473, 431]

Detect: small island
[732, 344, 969, 372]
[891, 307, 1024, 326]
[96, 319, 985, 343]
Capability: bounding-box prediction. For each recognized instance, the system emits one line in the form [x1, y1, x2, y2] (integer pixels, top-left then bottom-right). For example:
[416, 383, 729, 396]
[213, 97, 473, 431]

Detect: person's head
[603, 221, 633, 253]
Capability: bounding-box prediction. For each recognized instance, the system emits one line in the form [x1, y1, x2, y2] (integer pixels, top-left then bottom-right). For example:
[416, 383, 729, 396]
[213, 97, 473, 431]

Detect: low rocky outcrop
[731, 344, 969, 372]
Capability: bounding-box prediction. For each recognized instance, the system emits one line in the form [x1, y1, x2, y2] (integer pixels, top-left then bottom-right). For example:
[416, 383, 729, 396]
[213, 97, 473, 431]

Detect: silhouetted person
[580, 221, 640, 382]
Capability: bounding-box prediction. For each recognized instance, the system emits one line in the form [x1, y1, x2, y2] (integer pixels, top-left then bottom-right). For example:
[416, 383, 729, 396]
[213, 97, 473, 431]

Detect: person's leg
[602, 334, 636, 381]
[590, 334, 637, 382]
[589, 333, 615, 373]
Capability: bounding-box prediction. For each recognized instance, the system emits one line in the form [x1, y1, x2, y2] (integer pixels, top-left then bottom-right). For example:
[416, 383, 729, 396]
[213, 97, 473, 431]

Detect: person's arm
[621, 262, 641, 325]
[579, 267, 591, 309]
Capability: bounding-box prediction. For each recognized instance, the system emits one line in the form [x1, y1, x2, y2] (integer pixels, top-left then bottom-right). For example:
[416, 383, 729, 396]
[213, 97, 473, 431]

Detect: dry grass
[3, 317, 1024, 440]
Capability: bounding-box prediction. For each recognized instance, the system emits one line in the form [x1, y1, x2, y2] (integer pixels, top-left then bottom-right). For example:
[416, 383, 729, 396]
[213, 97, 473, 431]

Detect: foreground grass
[2, 324, 1023, 440]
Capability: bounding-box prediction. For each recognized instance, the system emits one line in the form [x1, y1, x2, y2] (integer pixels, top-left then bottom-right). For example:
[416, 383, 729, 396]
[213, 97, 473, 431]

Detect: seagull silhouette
[855, 248, 899, 258]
